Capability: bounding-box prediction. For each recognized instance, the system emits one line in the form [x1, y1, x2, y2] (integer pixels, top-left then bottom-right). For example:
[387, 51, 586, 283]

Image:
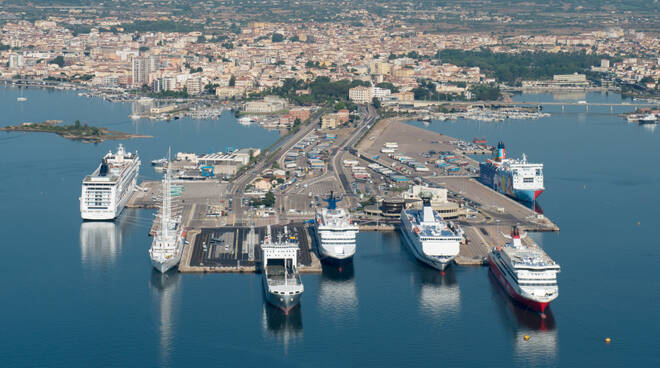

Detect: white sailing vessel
[149, 155, 183, 273]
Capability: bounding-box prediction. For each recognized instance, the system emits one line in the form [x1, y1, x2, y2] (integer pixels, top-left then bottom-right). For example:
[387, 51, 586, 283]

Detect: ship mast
[160, 148, 172, 239]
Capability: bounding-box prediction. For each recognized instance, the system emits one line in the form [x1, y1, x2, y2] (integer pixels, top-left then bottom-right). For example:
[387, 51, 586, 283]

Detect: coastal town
[2, 14, 660, 104]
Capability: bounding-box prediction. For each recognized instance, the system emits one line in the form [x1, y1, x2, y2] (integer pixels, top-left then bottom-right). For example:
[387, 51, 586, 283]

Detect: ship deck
[266, 266, 303, 287]
[503, 246, 558, 269]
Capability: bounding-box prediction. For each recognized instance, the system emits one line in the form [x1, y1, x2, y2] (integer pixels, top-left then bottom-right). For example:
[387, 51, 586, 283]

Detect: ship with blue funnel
[479, 142, 544, 203]
[313, 192, 359, 262]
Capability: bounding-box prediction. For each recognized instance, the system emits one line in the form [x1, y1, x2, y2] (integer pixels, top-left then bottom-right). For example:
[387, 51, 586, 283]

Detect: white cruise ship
[80, 144, 140, 220]
[488, 226, 560, 314]
[149, 159, 184, 273]
[314, 192, 359, 262]
[400, 197, 464, 271]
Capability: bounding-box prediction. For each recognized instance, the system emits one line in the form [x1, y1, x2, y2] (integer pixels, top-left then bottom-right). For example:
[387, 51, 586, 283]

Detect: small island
[0, 120, 151, 143]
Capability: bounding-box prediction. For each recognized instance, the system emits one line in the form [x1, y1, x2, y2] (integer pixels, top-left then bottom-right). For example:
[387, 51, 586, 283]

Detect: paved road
[227, 111, 324, 220]
[280, 105, 378, 206]
[230, 112, 322, 196]
[227, 105, 377, 219]
[324, 106, 379, 205]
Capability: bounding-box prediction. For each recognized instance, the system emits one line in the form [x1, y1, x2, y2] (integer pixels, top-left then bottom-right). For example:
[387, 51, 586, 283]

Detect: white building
[403, 185, 461, 218]
[553, 73, 587, 83]
[372, 86, 392, 99]
[244, 96, 287, 113]
[186, 77, 203, 95]
[153, 77, 177, 93]
[149, 56, 160, 72]
[103, 76, 119, 88]
[198, 148, 260, 166]
[403, 185, 448, 205]
[162, 77, 176, 91]
[131, 57, 151, 87]
[8, 54, 24, 69]
[349, 85, 391, 103]
[349, 86, 373, 104]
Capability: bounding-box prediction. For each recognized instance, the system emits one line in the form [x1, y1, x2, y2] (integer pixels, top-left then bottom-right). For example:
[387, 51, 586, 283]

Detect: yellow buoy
[637, 222, 641, 226]
[524, 335, 530, 341]
[605, 337, 611, 344]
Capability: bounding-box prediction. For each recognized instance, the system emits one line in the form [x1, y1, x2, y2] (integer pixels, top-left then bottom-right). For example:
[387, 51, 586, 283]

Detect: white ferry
[80, 144, 140, 220]
[314, 192, 359, 262]
[400, 197, 464, 271]
[261, 226, 304, 313]
[488, 226, 560, 314]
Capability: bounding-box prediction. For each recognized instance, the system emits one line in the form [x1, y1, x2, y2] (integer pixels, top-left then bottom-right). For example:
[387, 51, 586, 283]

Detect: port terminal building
[364, 185, 461, 219]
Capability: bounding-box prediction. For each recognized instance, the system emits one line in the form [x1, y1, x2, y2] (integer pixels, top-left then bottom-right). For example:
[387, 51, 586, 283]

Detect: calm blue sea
[0, 87, 658, 367]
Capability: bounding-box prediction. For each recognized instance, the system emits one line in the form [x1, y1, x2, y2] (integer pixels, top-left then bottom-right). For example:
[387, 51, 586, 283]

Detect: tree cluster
[251, 191, 276, 208]
[435, 49, 607, 86]
[268, 77, 371, 105]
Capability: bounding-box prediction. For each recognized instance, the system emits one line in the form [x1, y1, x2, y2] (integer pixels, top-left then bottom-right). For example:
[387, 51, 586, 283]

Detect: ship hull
[319, 255, 354, 267]
[400, 225, 452, 271]
[81, 208, 121, 221]
[399, 212, 455, 271]
[81, 190, 132, 220]
[262, 276, 302, 313]
[487, 254, 551, 313]
[80, 162, 139, 220]
[151, 248, 183, 274]
[313, 226, 356, 261]
[479, 162, 544, 203]
[513, 189, 544, 202]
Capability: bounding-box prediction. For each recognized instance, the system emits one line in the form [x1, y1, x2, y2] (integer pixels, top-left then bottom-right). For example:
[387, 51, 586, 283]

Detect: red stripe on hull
[533, 189, 544, 200]
[488, 255, 550, 313]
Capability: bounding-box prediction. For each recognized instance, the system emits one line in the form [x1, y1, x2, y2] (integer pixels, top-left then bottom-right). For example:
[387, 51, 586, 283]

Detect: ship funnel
[265, 225, 272, 244]
[496, 141, 506, 162]
[511, 226, 523, 248]
[511, 226, 520, 239]
[117, 144, 125, 161]
[323, 191, 340, 210]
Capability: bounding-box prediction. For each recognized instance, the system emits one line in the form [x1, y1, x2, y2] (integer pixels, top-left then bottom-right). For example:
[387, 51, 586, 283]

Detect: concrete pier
[455, 224, 548, 266]
[179, 223, 322, 273]
[126, 180, 160, 209]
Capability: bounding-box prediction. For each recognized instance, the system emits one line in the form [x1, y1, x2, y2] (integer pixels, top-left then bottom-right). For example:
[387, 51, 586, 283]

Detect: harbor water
[1, 88, 658, 367]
